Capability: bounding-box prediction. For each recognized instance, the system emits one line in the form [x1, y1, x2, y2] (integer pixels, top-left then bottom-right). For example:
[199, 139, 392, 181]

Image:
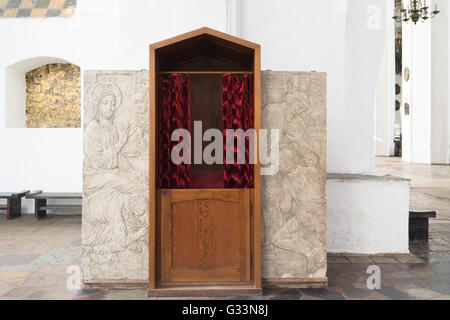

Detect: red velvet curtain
[158, 74, 191, 189]
[222, 73, 254, 188]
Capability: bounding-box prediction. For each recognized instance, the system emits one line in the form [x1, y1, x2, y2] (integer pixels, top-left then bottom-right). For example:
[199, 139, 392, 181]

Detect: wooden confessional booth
[148, 28, 261, 296]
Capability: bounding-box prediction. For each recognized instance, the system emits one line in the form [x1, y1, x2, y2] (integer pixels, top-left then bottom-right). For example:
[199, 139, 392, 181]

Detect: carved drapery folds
[82, 71, 149, 280]
[261, 72, 327, 279]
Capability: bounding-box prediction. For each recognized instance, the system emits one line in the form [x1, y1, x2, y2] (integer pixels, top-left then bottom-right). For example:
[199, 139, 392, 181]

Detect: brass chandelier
[393, 0, 440, 24]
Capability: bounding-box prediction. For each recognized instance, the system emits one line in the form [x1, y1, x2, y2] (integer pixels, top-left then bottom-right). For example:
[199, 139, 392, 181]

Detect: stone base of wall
[327, 174, 410, 254]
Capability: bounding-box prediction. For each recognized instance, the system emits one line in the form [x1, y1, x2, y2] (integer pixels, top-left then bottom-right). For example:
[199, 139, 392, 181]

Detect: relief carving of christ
[83, 78, 149, 279]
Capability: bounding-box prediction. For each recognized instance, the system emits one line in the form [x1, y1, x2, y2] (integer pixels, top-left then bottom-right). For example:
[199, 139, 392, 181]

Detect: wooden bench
[0, 191, 30, 220]
[409, 211, 437, 242]
[26, 191, 82, 220]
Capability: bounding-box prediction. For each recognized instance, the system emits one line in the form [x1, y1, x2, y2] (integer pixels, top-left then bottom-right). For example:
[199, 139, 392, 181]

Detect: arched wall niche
[4, 56, 80, 128]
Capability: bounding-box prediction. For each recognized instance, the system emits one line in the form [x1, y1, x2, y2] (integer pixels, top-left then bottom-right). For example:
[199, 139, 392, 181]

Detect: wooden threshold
[83, 279, 326, 293]
[148, 284, 262, 297]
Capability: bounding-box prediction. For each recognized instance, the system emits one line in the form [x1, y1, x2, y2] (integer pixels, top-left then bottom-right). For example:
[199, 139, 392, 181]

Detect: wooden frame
[149, 27, 261, 296]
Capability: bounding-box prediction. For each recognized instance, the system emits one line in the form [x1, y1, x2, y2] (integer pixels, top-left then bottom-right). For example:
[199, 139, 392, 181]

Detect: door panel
[159, 189, 251, 284]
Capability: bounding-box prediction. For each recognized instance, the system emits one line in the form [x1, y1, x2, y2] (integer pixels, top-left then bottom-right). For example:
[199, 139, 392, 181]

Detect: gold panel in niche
[26, 63, 81, 128]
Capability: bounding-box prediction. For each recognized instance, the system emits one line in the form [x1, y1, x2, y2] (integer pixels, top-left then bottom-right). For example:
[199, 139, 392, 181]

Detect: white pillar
[345, 0, 387, 172]
[375, 0, 396, 157]
[431, 0, 449, 164]
[402, 11, 432, 163]
[401, 0, 449, 164]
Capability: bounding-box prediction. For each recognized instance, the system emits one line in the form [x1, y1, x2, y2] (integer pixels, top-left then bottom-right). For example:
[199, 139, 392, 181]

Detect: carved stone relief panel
[82, 70, 149, 280]
[82, 70, 327, 282]
[261, 71, 327, 280]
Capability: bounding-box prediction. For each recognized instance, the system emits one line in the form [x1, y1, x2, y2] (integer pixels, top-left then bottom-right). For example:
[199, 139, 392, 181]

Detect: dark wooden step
[409, 210, 437, 243]
[410, 211, 437, 219]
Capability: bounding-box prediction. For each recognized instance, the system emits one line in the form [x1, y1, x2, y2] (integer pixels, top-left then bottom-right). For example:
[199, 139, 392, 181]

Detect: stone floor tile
[395, 254, 427, 263]
[377, 286, 415, 300]
[389, 271, 417, 279]
[340, 286, 374, 299]
[428, 284, 450, 295]
[0, 280, 15, 297]
[347, 256, 375, 264]
[431, 263, 450, 274]
[431, 295, 450, 300]
[157, 296, 212, 300]
[387, 279, 421, 291]
[427, 252, 450, 263]
[327, 256, 351, 264]
[299, 294, 323, 300]
[410, 245, 431, 254]
[269, 288, 302, 300]
[1, 286, 40, 299]
[431, 238, 449, 246]
[372, 256, 400, 264]
[105, 289, 149, 300]
[378, 263, 409, 273]
[76, 288, 105, 297]
[0, 253, 40, 267]
[429, 245, 450, 252]
[426, 277, 450, 295]
[22, 270, 72, 289]
[404, 288, 442, 300]
[0, 271, 31, 286]
[360, 291, 394, 300]
[300, 288, 346, 300]
[75, 290, 108, 300]
[23, 286, 78, 300]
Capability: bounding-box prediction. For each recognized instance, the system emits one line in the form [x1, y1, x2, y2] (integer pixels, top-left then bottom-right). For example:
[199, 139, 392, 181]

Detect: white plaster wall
[375, 1, 396, 157]
[241, 0, 387, 174]
[0, 1, 411, 256]
[327, 176, 410, 254]
[0, 0, 228, 213]
[0, 0, 394, 193]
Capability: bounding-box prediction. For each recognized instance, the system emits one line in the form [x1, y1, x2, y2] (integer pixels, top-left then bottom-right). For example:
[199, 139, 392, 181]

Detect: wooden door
[158, 189, 251, 284]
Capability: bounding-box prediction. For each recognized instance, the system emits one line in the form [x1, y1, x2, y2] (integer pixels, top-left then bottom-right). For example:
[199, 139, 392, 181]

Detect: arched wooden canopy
[150, 27, 260, 72]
